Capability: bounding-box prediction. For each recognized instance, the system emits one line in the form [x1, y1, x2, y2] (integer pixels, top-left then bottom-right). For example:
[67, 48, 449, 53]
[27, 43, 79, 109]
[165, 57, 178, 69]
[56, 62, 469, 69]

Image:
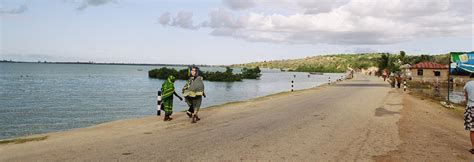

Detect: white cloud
[162, 0, 473, 45]
[173, 11, 199, 29]
[223, 0, 257, 10]
[298, 0, 350, 14]
[0, 4, 27, 15]
[159, 12, 171, 25]
[63, 0, 116, 10]
[159, 11, 200, 29]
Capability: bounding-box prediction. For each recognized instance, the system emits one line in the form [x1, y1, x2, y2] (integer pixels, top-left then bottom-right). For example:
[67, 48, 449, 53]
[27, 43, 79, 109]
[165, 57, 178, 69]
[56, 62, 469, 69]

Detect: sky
[0, 0, 473, 65]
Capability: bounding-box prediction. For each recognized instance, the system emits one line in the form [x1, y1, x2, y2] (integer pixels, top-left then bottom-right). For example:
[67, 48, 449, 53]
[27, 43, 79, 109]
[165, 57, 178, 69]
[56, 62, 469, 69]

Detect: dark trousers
[186, 96, 203, 115]
[185, 97, 194, 113]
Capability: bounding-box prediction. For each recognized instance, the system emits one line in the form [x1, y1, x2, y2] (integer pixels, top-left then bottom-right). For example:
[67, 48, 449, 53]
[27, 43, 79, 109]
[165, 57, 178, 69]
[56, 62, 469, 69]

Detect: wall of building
[410, 68, 448, 82]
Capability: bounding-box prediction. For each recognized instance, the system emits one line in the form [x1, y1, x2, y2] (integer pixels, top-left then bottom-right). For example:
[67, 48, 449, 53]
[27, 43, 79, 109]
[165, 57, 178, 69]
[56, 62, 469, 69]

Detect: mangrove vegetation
[148, 67, 262, 82]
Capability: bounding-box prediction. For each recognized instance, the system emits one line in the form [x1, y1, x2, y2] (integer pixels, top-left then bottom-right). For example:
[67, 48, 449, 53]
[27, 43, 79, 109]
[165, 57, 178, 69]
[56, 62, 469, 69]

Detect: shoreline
[0, 81, 333, 142]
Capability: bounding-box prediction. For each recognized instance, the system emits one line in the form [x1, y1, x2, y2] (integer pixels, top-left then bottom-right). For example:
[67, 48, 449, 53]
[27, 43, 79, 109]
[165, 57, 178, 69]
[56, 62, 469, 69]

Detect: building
[409, 62, 448, 83]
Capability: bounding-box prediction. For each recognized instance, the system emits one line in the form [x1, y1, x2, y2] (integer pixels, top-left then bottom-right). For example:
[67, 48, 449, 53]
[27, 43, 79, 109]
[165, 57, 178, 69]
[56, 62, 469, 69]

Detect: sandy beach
[0, 74, 471, 161]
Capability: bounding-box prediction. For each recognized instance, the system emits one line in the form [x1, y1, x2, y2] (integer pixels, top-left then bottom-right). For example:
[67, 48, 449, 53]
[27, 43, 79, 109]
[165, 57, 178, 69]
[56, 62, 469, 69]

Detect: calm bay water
[0, 63, 343, 140]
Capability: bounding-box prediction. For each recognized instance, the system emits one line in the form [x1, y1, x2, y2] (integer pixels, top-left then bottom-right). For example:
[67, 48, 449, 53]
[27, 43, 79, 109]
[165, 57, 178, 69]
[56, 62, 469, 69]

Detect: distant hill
[232, 53, 382, 73]
[232, 53, 451, 73]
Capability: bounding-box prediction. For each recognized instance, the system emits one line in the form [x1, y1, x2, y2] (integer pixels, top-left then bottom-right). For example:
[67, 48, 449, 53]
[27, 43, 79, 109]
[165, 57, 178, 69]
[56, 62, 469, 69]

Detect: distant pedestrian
[389, 72, 396, 88]
[463, 80, 474, 154]
[396, 74, 402, 88]
[161, 75, 183, 121]
[182, 66, 206, 123]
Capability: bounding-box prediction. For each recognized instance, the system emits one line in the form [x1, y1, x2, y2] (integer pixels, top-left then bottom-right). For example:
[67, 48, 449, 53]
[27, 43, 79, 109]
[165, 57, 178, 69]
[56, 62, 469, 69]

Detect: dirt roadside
[374, 90, 472, 161]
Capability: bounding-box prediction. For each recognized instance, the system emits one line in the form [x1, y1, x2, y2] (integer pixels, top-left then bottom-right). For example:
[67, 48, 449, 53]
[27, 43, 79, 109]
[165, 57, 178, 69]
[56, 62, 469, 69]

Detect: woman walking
[182, 66, 206, 123]
[161, 75, 183, 121]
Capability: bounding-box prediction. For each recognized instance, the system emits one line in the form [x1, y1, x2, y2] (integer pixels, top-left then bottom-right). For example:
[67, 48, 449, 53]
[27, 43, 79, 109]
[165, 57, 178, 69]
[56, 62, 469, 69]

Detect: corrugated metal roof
[410, 62, 448, 69]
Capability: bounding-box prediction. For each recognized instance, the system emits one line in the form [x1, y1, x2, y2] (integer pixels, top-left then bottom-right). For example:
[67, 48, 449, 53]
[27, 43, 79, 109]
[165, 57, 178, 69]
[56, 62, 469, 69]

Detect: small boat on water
[309, 72, 324, 75]
[137, 69, 143, 71]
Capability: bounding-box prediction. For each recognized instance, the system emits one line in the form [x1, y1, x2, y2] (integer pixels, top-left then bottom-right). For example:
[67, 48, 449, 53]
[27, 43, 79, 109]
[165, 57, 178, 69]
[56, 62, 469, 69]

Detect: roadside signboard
[450, 52, 474, 76]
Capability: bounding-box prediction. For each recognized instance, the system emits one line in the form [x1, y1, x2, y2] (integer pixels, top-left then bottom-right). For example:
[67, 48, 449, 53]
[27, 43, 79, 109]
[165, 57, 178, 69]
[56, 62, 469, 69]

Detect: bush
[176, 69, 189, 80]
[241, 67, 262, 79]
[203, 67, 242, 82]
[148, 67, 178, 80]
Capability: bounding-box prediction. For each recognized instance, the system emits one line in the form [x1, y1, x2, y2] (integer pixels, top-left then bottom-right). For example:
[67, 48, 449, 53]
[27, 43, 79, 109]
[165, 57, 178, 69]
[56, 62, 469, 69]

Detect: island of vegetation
[148, 67, 261, 82]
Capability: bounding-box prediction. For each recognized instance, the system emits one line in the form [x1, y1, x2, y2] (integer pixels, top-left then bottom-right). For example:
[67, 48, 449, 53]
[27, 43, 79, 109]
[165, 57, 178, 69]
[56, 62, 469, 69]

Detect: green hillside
[233, 53, 381, 73]
[232, 52, 451, 73]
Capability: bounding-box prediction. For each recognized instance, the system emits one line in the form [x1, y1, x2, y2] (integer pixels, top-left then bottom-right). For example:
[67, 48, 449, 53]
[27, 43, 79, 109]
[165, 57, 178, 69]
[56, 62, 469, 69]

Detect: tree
[377, 53, 401, 73]
[378, 53, 390, 71]
[420, 55, 433, 62]
[433, 54, 449, 65]
[399, 51, 406, 64]
[241, 66, 262, 79]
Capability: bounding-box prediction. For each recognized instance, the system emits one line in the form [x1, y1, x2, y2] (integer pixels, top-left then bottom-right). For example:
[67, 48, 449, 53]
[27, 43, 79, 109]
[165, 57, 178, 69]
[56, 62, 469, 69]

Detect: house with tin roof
[409, 62, 448, 82]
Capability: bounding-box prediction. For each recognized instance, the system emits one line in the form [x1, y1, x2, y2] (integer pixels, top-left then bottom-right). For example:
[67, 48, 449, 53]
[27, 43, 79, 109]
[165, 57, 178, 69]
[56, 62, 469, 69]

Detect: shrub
[203, 67, 242, 82]
[148, 67, 178, 80]
[241, 67, 262, 79]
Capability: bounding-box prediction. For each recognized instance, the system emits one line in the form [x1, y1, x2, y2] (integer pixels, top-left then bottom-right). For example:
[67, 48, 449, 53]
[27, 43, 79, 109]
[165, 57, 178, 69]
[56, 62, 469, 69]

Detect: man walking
[463, 80, 474, 154]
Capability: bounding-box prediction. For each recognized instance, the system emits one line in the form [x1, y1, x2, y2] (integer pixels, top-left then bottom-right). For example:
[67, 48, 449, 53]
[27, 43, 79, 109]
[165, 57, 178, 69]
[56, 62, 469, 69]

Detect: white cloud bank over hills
[160, 0, 473, 45]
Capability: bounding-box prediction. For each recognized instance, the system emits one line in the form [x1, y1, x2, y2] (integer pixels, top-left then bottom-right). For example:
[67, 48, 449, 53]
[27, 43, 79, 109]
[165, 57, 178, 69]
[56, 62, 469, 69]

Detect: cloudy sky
[1, 0, 473, 65]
